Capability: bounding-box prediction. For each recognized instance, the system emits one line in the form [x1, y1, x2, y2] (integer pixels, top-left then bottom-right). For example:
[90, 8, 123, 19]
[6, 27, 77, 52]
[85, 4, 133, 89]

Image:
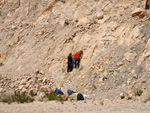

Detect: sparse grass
[100, 101, 104, 105]
[0, 91, 34, 104]
[135, 90, 143, 96]
[130, 47, 134, 50]
[127, 97, 132, 100]
[46, 91, 68, 101]
[0, 63, 4, 66]
[11, 91, 34, 103]
[120, 96, 125, 99]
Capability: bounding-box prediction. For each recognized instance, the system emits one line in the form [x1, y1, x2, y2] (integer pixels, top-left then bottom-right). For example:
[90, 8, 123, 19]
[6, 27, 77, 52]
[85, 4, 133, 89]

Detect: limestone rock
[133, 74, 138, 79]
[120, 93, 124, 97]
[131, 8, 144, 17]
[11, 25, 16, 30]
[20, 79, 27, 85]
[127, 80, 131, 85]
[99, 78, 103, 82]
[42, 77, 48, 83]
[117, 62, 124, 66]
[98, 15, 111, 24]
[0, 88, 3, 93]
[105, 86, 110, 90]
[132, 26, 140, 38]
[143, 91, 150, 103]
[131, 70, 135, 74]
[19, 85, 24, 90]
[22, 88, 27, 92]
[128, 90, 132, 95]
[77, 16, 90, 26]
[137, 39, 150, 65]
[38, 31, 44, 35]
[124, 51, 137, 62]
[10, 83, 15, 88]
[40, 86, 48, 92]
[96, 12, 104, 20]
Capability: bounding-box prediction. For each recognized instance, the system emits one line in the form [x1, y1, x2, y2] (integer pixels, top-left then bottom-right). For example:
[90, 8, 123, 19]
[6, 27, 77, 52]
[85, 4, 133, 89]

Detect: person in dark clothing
[146, 0, 150, 9]
[74, 52, 81, 69]
[67, 53, 73, 72]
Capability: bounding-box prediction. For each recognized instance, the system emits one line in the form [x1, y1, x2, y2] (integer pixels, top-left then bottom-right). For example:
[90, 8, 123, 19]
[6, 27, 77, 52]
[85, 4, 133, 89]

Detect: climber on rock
[146, 0, 150, 9]
[67, 53, 73, 72]
[74, 51, 81, 69]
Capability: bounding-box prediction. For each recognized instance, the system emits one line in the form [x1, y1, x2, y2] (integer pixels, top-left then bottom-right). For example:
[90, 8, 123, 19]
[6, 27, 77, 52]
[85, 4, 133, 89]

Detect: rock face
[0, 0, 150, 101]
[124, 51, 137, 62]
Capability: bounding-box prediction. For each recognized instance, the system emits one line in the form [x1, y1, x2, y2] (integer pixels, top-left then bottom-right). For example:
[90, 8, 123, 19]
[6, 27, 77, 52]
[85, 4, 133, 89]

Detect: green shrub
[135, 90, 143, 96]
[127, 97, 132, 100]
[11, 91, 34, 103]
[100, 101, 104, 105]
[0, 91, 34, 104]
[120, 96, 125, 99]
[46, 91, 68, 101]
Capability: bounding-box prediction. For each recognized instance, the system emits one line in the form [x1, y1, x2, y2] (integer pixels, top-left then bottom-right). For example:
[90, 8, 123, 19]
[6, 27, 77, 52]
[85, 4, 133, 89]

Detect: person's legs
[75, 59, 77, 68]
[67, 62, 72, 72]
[77, 58, 80, 68]
[67, 63, 70, 72]
[149, 0, 150, 9]
[70, 63, 73, 72]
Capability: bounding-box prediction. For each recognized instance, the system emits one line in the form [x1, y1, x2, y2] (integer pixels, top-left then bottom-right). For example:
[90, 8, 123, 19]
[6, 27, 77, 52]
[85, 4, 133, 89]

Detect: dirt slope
[0, 0, 150, 103]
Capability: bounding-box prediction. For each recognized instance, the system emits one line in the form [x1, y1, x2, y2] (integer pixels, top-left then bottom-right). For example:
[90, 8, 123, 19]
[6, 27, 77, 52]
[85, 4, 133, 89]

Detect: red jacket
[75, 53, 81, 58]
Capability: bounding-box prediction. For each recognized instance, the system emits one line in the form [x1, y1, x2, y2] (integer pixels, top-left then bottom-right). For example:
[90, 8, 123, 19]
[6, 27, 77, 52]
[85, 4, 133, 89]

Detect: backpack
[77, 93, 84, 100]
[67, 89, 72, 95]
[55, 88, 64, 95]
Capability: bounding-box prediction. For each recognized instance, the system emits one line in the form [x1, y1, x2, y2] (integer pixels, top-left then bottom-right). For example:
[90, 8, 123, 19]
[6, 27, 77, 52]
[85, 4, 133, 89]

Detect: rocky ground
[0, 0, 150, 112]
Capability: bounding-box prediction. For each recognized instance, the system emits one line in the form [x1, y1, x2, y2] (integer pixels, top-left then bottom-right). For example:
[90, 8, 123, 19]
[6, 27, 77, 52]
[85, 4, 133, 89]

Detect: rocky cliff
[0, 0, 150, 101]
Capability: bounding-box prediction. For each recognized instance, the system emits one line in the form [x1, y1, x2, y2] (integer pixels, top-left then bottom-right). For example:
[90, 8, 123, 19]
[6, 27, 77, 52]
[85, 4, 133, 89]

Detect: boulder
[133, 74, 138, 79]
[96, 12, 104, 20]
[22, 88, 27, 92]
[131, 8, 144, 17]
[105, 86, 110, 90]
[38, 31, 44, 35]
[124, 51, 137, 62]
[11, 25, 17, 30]
[20, 79, 27, 85]
[98, 15, 111, 24]
[137, 39, 150, 65]
[99, 78, 103, 82]
[120, 93, 125, 98]
[40, 86, 48, 92]
[19, 85, 24, 90]
[77, 15, 90, 26]
[117, 62, 124, 66]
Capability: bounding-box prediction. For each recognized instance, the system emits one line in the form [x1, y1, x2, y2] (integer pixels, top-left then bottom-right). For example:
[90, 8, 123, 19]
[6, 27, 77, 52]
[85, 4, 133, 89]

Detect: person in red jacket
[74, 52, 81, 69]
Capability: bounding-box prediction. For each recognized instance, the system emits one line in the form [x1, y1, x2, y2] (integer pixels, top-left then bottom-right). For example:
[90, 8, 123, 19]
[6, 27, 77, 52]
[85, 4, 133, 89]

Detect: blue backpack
[67, 89, 72, 95]
[55, 88, 64, 95]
